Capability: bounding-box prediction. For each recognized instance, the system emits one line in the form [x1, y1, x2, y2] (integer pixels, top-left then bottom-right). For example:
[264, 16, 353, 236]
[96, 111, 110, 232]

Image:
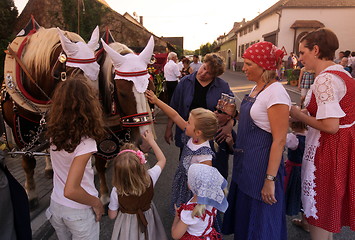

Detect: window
[255, 21, 259, 30]
[238, 46, 241, 57]
[248, 26, 253, 33]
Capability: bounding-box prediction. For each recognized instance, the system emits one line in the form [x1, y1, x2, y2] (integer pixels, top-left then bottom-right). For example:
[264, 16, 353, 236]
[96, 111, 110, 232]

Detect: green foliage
[286, 68, 300, 85]
[197, 40, 218, 57]
[61, 0, 109, 41]
[0, 0, 18, 81]
[184, 49, 195, 55]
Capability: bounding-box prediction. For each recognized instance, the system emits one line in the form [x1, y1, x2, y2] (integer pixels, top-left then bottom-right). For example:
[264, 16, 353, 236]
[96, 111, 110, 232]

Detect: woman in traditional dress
[290, 28, 355, 240]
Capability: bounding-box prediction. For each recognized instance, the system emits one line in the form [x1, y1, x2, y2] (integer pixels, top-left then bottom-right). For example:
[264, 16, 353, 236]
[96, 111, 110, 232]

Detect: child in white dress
[108, 130, 167, 240]
[171, 163, 228, 239]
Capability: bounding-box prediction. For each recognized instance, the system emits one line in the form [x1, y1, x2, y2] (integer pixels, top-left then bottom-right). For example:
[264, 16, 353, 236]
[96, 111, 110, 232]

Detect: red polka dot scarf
[243, 41, 284, 70]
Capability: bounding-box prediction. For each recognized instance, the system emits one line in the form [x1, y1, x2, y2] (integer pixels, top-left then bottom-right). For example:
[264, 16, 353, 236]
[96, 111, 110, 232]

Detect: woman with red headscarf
[222, 42, 290, 239]
[290, 28, 355, 240]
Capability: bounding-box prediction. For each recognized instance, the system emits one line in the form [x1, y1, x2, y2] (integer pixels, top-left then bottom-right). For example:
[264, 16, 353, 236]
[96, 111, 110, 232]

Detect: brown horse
[2, 22, 100, 209]
[94, 34, 156, 204]
[2, 19, 155, 208]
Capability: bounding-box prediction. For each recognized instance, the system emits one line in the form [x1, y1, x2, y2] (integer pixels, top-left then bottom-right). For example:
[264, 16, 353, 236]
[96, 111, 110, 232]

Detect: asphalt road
[6, 70, 354, 240]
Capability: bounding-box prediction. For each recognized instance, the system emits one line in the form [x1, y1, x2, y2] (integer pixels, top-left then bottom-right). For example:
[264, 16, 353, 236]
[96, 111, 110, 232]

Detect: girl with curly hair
[45, 75, 106, 240]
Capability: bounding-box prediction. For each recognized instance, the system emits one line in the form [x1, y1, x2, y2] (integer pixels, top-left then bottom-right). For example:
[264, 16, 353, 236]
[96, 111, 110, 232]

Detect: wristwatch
[265, 174, 276, 181]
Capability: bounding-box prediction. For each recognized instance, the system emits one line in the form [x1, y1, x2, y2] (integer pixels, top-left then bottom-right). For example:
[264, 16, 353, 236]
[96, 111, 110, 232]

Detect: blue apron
[232, 93, 284, 201]
[223, 88, 287, 239]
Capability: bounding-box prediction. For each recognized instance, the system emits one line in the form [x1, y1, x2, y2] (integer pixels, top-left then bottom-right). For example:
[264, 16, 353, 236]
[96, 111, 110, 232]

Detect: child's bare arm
[108, 209, 118, 220]
[171, 207, 188, 240]
[145, 90, 187, 130]
[142, 130, 166, 170]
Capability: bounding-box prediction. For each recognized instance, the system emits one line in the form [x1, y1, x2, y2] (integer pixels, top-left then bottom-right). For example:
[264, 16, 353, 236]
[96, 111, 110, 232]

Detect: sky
[14, 0, 279, 50]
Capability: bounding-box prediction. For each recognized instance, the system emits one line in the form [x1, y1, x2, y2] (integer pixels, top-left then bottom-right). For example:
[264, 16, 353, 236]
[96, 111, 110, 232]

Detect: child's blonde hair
[112, 143, 150, 196]
[191, 187, 228, 218]
[190, 108, 218, 141]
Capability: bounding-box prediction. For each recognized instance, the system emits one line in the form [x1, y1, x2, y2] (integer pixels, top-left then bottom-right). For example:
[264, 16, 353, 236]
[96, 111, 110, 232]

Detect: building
[216, 19, 246, 70]
[223, 0, 355, 69]
[15, 0, 170, 53]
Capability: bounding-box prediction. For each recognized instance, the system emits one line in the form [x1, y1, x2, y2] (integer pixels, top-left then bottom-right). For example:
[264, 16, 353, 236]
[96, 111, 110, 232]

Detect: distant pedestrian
[291, 28, 355, 240]
[108, 130, 167, 240]
[297, 67, 315, 107]
[45, 76, 106, 240]
[190, 55, 202, 73]
[171, 163, 228, 239]
[164, 52, 181, 104]
[180, 57, 193, 78]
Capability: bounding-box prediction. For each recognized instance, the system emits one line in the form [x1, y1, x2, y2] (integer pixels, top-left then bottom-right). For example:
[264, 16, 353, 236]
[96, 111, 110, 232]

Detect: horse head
[101, 36, 155, 147]
[57, 26, 100, 90]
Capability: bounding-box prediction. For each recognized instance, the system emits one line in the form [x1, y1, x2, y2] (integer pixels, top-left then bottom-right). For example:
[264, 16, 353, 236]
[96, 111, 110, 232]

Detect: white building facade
[235, 0, 355, 68]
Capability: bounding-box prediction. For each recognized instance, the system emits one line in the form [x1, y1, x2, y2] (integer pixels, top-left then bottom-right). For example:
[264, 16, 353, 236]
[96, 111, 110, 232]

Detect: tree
[0, 0, 18, 81]
[197, 40, 218, 57]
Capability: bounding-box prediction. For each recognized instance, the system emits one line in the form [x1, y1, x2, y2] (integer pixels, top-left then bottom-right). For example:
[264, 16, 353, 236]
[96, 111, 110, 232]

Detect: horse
[2, 19, 102, 209]
[94, 32, 156, 204]
[2, 18, 155, 208]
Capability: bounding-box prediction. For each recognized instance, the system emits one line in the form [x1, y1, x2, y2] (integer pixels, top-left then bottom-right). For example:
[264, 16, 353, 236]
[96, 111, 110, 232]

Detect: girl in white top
[108, 130, 168, 240]
[145, 90, 218, 210]
[45, 75, 106, 240]
[171, 164, 228, 240]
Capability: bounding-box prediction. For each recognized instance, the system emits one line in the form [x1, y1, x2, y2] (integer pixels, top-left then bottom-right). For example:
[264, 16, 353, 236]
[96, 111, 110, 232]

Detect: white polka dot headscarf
[243, 41, 285, 70]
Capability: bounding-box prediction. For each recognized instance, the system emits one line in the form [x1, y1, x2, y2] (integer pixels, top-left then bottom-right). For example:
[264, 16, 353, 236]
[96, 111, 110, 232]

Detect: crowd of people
[1, 27, 354, 240]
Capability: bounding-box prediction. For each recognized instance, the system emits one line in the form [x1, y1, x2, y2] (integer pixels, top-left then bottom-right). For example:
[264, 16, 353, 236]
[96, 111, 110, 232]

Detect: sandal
[291, 218, 310, 233]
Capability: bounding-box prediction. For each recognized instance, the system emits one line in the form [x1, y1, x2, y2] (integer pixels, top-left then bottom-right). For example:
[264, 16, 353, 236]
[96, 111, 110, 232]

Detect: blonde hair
[191, 188, 228, 218]
[190, 108, 218, 141]
[191, 204, 207, 218]
[261, 69, 277, 83]
[112, 143, 150, 196]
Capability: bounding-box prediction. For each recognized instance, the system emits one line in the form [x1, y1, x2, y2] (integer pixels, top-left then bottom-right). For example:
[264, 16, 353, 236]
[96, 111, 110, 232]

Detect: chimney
[139, 16, 143, 25]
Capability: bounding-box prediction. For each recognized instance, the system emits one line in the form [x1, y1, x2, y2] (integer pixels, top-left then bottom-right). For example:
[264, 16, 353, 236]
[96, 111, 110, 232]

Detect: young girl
[172, 163, 228, 239]
[284, 119, 309, 232]
[108, 129, 168, 240]
[45, 75, 106, 239]
[145, 90, 218, 210]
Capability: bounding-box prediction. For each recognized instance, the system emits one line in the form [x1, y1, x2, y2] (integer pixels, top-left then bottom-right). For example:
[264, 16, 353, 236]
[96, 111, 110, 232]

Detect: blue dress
[171, 134, 215, 213]
[285, 134, 305, 216]
[222, 93, 287, 240]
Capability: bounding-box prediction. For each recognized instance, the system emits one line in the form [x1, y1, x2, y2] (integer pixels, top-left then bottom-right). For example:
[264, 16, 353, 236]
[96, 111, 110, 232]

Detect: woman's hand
[261, 180, 277, 205]
[215, 119, 234, 143]
[290, 105, 302, 120]
[145, 90, 158, 104]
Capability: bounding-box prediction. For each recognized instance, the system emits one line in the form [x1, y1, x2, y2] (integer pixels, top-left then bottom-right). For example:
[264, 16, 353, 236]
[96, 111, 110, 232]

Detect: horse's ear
[87, 26, 100, 51]
[57, 27, 78, 56]
[139, 36, 154, 64]
[101, 39, 124, 68]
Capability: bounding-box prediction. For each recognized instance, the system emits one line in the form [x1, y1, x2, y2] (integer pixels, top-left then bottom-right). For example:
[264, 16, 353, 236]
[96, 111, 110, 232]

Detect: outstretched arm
[142, 130, 166, 170]
[145, 90, 187, 131]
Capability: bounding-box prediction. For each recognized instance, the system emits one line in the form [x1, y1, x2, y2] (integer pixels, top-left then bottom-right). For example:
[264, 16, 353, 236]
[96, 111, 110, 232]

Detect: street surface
[5, 70, 355, 240]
